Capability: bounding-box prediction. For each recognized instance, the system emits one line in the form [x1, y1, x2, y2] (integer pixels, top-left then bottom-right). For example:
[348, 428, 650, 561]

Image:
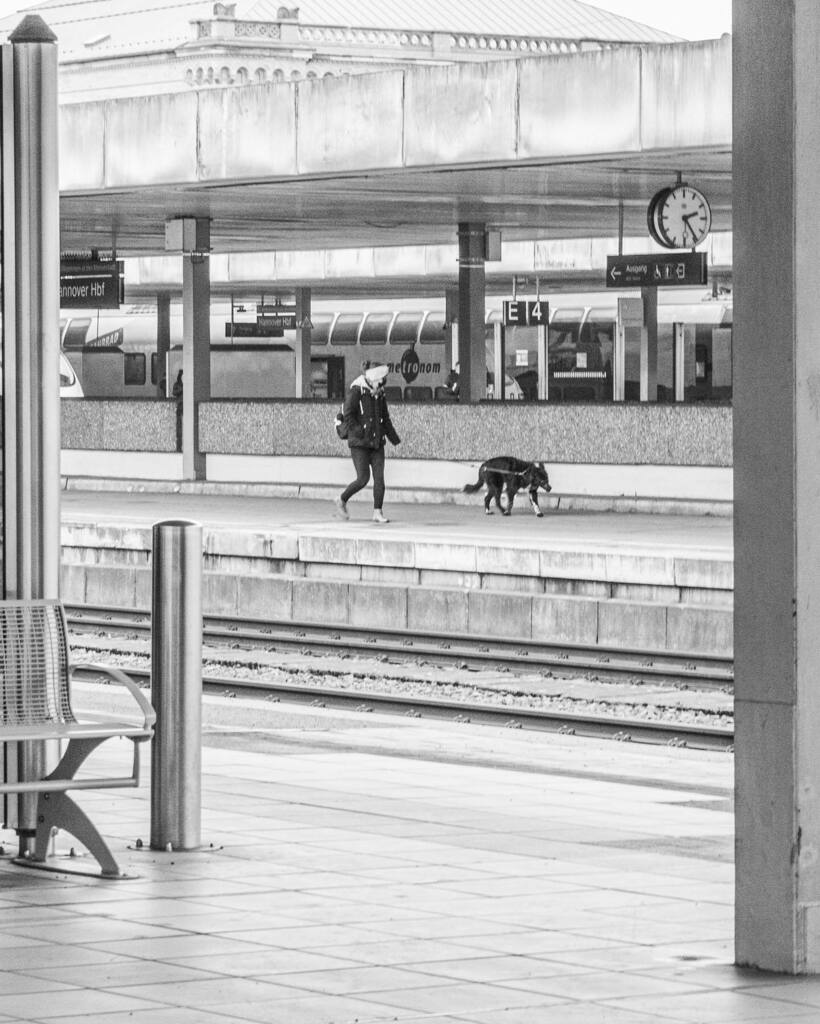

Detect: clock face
[649, 185, 712, 249]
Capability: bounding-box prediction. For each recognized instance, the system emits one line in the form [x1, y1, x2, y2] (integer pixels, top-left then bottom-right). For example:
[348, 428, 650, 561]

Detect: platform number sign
[502, 300, 549, 326]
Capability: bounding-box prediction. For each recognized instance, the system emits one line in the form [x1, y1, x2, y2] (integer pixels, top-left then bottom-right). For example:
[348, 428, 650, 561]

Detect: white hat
[365, 364, 389, 385]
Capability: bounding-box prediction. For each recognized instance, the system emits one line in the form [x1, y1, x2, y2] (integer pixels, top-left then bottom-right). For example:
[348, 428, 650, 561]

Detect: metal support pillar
[1, 17, 60, 849]
[536, 324, 548, 401]
[492, 323, 505, 401]
[295, 287, 312, 398]
[672, 322, 685, 402]
[444, 287, 459, 372]
[181, 219, 210, 480]
[457, 222, 486, 403]
[734, 0, 820, 972]
[150, 520, 202, 852]
[156, 292, 170, 397]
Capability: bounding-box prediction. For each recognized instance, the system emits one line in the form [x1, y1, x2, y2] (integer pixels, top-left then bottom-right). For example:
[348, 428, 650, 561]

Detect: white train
[59, 290, 733, 404]
[60, 352, 84, 397]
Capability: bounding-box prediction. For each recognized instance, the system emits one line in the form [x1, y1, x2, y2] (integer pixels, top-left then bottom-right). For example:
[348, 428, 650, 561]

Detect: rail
[67, 604, 733, 752]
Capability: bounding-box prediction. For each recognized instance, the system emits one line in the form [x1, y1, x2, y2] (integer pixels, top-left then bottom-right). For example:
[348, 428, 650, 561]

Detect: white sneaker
[334, 497, 349, 520]
[372, 510, 390, 524]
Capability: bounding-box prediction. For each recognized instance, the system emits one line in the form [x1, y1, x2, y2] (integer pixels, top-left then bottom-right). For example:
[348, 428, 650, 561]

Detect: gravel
[69, 628, 733, 731]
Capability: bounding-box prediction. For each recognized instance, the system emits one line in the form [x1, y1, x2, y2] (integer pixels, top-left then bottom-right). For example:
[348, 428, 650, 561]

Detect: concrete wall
[198, 400, 731, 465]
[61, 398, 177, 452]
[61, 397, 731, 464]
[61, 519, 733, 655]
[59, 39, 731, 190]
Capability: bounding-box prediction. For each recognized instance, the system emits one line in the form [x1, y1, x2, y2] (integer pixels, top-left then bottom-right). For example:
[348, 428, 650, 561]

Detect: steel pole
[1, 17, 60, 851]
[150, 520, 203, 851]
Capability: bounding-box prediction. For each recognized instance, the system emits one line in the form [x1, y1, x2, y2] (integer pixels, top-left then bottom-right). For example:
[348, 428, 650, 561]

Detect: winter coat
[343, 376, 401, 450]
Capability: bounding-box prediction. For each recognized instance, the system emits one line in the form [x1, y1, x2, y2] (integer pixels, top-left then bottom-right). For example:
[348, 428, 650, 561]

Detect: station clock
[647, 184, 712, 250]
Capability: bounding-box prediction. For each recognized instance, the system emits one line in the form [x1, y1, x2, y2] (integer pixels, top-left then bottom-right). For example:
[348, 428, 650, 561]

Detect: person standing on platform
[334, 364, 400, 523]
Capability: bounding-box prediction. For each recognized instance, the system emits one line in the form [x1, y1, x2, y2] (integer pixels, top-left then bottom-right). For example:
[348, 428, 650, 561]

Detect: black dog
[463, 457, 552, 517]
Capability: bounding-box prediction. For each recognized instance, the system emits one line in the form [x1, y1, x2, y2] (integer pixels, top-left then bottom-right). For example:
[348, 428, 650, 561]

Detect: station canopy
[3, 2, 730, 291]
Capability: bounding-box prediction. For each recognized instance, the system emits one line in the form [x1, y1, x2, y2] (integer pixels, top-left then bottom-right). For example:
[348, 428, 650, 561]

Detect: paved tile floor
[0, 688, 815, 1024]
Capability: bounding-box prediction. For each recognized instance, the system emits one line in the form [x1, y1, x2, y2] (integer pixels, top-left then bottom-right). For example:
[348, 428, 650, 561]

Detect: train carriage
[59, 290, 733, 405]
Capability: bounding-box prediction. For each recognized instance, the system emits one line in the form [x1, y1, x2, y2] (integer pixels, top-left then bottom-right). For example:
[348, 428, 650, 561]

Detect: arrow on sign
[609, 266, 622, 282]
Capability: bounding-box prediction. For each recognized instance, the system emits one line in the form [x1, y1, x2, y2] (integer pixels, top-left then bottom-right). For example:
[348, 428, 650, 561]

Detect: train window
[150, 352, 158, 386]
[419, 313, 446, 343]
[549, 309, 606, 402]
[124, 352, 146, 386]
[330, 314, 362, 345]
[579, 311, 615, 373]
[309, 315, 332, 346]
[360, 313, 393, 345]
[63, 318, 91, 349]
[548, 310, 583, 368]
[390, 313, 421, 344]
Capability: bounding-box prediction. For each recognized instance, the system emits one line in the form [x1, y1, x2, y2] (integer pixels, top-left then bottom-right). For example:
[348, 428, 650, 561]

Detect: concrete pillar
[733, 0, 820, 973]
[457, 222, 486, 403]
[640, 287, 658, 401]
[295, 287, 312, 397]
[156, 292, 170, 397]
[181, 220, 210, 480]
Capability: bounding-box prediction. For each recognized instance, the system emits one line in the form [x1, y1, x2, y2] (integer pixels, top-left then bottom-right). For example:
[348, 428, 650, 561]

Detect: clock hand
[681, 212, 696, 242]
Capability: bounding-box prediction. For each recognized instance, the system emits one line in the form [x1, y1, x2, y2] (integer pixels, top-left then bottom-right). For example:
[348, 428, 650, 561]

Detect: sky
[0, 0, 733, 38]
[585, 0, 731, 40]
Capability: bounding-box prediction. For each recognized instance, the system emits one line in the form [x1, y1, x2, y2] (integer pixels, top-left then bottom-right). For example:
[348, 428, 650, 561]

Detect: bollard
[150, 519, 203, 851]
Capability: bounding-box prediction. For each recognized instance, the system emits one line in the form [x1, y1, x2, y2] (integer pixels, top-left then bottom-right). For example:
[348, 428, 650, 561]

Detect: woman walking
[334, 364, 401, 523]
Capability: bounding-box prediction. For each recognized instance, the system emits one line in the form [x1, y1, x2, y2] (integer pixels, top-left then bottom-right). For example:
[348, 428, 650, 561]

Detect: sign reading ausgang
[502, 299, 549, 326]
[60, 259, 124, 309]
[606, 252, 707, 288]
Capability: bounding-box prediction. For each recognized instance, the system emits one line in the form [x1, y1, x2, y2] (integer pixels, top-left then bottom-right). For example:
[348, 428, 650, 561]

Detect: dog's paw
[485, 509, 493, 515]
[535, 510, 544, 518]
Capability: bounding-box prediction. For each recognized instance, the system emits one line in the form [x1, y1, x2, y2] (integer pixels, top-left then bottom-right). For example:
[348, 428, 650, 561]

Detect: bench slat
[0, 720, 153, 742]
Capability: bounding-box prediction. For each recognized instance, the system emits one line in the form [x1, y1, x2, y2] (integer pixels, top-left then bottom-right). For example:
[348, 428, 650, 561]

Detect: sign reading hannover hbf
[606, 252, 707, 288]
[60, 259, 124, 309]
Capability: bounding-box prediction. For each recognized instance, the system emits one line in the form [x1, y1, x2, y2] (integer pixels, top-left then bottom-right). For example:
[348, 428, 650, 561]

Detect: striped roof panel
[245, 0, 681, 43]
[0, 0, 680, 58]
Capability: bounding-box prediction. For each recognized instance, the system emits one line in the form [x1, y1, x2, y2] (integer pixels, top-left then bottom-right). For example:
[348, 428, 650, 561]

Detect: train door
[310, 355, 344, 399]
[548, 307, 586, 400]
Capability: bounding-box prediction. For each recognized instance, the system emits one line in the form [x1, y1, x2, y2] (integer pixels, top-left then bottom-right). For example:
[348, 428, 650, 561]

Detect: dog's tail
[462, 469, 485, 494]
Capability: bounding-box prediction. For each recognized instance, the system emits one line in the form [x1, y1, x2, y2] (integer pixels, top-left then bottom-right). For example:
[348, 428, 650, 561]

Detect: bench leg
[32, 737, 123, 878]
[34, 790, 122, 878]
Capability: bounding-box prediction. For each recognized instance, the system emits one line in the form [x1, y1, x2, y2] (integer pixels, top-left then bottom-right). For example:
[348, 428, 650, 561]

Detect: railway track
[65, 604, 733, 689]
[66, 604, 734, 752]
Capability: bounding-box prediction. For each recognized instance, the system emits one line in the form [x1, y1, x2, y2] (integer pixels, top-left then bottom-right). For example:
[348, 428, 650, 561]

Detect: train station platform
[1, 683, 816, 1023]
[59, 486, 735, 657]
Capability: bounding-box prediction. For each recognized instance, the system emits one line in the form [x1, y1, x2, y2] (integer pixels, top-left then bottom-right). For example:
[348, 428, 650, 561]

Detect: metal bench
[0, 598, 155, 877]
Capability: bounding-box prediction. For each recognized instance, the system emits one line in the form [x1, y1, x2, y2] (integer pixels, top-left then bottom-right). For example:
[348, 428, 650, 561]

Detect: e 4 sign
[502, 299, 549, 326]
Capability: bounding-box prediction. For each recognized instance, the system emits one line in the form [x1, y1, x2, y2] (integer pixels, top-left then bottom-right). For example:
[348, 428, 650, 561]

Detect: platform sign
[60, 259, 124, 309]
[502, 299, 549, 326]
[257, 313, 297, 330]
[225, 322, 284, 338]
[256, 304, 296, 315]
[606, 252, 707, 288]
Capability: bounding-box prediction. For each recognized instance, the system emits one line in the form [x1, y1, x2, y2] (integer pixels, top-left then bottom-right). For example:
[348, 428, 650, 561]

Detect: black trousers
[341, 445, 385, 508]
